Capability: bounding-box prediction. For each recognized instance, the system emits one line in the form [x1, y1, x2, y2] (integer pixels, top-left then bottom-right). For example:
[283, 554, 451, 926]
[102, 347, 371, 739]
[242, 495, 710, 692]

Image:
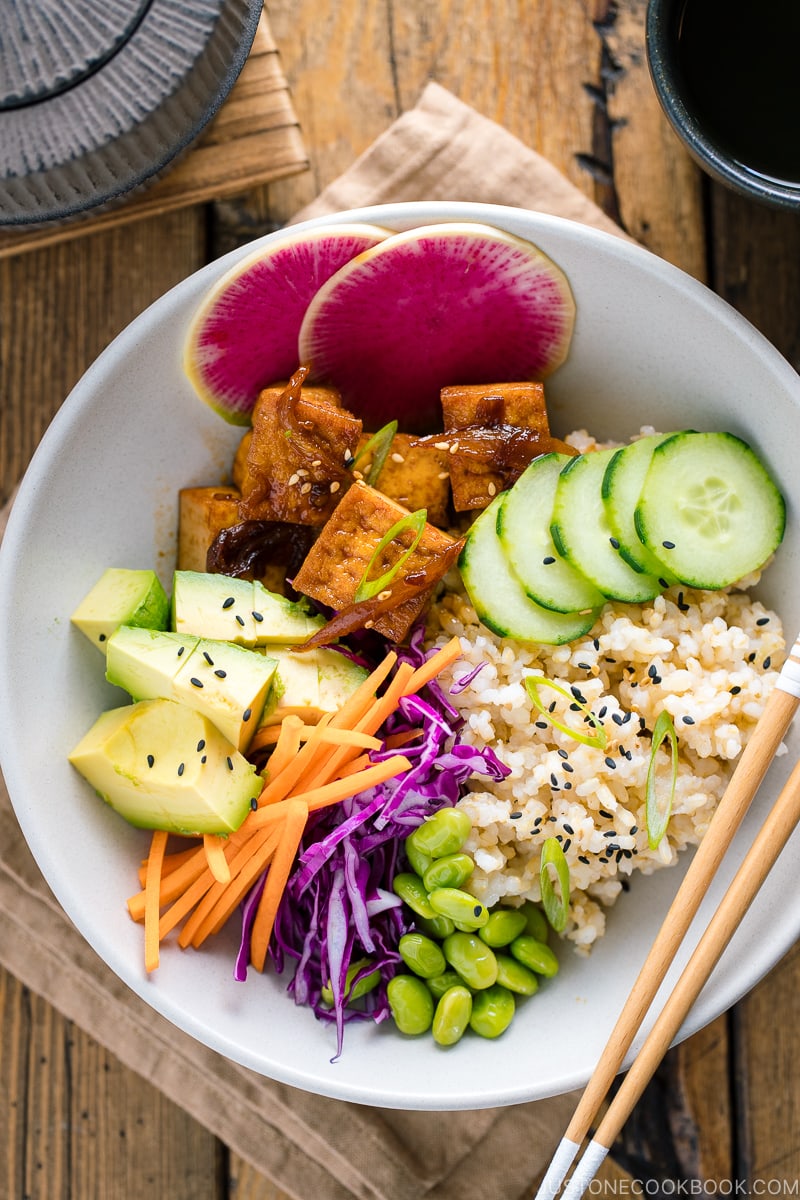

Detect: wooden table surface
[3, 2, 800, 1196]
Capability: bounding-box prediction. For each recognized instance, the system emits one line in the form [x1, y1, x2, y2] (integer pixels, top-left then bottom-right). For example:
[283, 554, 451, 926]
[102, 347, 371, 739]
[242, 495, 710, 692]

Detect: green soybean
[423, 853, 474, 891]
[443, 931, 498, 990]
[469, 985, 516, 1039]
[432, 986, 473, 1047]
[407, 807, 472, 858]
[429, 887, 489, 929]
[494, 953, 540, 996]
[478, 908, 528, 948]
[387, 975, 434, 1035]
[404, 838, 434, 878]
[415, 913, 456, 940]
[426, 970, 467, 1000]
[320, 958, 380, 1007]
[392, 872, 435, 919]
[520, 901, 550, 943]
[399, 933, 447, 979]
[510, 935, 560, 978]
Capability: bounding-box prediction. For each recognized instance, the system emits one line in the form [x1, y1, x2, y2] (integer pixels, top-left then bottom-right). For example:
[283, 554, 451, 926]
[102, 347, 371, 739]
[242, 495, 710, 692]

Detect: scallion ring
[539, 836, 570, 933]
[354, 508, 427, 603]
[645, 709, 678, 849]
[352, 420, 399, 486]
[524, 676, 608, 750]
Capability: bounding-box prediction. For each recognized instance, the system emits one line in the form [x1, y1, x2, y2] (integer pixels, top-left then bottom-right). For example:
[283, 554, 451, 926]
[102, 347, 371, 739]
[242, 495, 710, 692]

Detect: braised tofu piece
[178, 487, 241, 573]
[355, 432, 451, 527]
[440, 381, 552, 511]
[292, 482, 455, 642]
[239, 386, 361, 526]
[231, 431, 253, 492]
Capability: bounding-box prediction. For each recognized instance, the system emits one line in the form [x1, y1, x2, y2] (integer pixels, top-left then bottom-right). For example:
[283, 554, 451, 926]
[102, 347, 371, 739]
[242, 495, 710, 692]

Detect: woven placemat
[0, 11, 308, 261]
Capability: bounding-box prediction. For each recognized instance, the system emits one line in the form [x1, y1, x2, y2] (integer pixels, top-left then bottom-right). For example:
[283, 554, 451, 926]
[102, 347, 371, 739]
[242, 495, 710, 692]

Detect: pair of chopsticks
[536, 632, 800, 1200]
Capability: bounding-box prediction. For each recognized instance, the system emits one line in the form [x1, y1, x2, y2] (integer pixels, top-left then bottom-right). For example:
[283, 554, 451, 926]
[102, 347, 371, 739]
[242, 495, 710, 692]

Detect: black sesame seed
[99, 633, 107, 642]
[226, 756, 234, 771]
[177, 763, 185, 776]
[609, 536, 620, 549]
[543, 556, 556, 565]
[623, 712, 634, 724]
[190, 677, 204, 688]
[577, 662, 591, 671]
[509, 811, 522, 820]
[563, 762, 574, 774]
[599, 809, 614, 820]
[215, 669, 227, 679]
[177, 646, 185, 657]
[563, 823, 575, 835]
[243, 707, 252, 721]
[557, 748, 569, 759]
[730, 686, 742, 695]
[564, 781, 572, 790]
[662, 540, 676, 550]
[612, 712, 623, 726]
[615, 849, 625, 862]
[550, 773, 559, 787]
[196, 739, 206, 752]
[535, 720, 548, 730]
[252, 611, 264, 622]
[251, 797, 259, 811]
[605, 657, 617, 664]
[630, 681, 638, 688]
[236, 614, 245, 627]
[593, 639, 600, 651]
[604, 756, 617, 769]
[764, 656, 772, 669]
[147, 754, 155, 768]
[748, 652, 756, 663]
[598, 857, 608, 864]
[648, 664, 659, 679]
[630, 825, 638, 835]
[222, 597, 235, 609]
[597, 705, 608, 719]
[203, 651, 214, 665]
[562, 838, 572, 853]
[603, 829, 618, 838]
[548, 701, 557, 713]
[578, 855, 590, 865]
[682, 715, 695, 725]
[571, 685, 586, 701]
[533, 816, 543, 826]
[658, 578, 670, 588]
[569, 702, 581, 712]
[473, 905, 483, 917]
[200, 755, 207, 764]
[756, 617, 769, 626]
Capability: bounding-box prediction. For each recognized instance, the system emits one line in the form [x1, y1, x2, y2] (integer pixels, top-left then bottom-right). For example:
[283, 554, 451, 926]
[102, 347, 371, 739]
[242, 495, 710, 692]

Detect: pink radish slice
[298, 222, 576, 431]
[184, 224, 391, 424]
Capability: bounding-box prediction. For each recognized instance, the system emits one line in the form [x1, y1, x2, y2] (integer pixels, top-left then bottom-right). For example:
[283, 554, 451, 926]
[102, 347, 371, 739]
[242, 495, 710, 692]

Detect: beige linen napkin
[0, 83, 627, 1200]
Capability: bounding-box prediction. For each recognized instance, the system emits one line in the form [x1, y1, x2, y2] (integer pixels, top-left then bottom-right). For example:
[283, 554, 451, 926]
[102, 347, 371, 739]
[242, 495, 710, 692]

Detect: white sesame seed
[364, 619, 374, 629]
[449, 440, 460, 454]
[297, 468, 309, 477]
[391, 452, 405, 463]
[288, 473, 300, 486]
[487, 482, 497, 496]
[311, 459, 322, 468]
[437, 471, 449, 480]
[377, 589, 392, 601]
[434, 441, 450, 451]
[300, 482, 312, 494]
[353, 471, 365, 481]
[330, 481, 340, 493]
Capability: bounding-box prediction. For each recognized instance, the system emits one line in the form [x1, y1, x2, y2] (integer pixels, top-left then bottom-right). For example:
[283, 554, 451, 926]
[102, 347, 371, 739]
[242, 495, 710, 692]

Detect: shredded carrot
[126, 639, 461, 973]
[383, 727, 424, 749]
[144, 830, 168, 973]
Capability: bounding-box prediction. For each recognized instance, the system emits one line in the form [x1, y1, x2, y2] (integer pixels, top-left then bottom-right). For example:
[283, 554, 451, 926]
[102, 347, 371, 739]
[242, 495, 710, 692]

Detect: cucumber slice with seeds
[634, 431, 785, 588]
[459, 494, 599, 645]
[602, 434, 679, 582]
[551, 450, 662, 602]
[498, 453, 605, 613]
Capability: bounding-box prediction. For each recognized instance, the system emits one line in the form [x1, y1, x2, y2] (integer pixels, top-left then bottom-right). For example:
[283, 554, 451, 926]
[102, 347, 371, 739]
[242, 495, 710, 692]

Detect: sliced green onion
[351, 420, 399, 486]
[539, 837, 570, 933]
[354, 508, 427, 602]
[646, 709, 678, 849]
[524, 676, 608, 750]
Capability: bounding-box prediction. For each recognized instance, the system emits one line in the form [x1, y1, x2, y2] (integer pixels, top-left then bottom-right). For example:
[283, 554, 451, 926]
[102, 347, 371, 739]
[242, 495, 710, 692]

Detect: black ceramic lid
[0, 0, 263, 226]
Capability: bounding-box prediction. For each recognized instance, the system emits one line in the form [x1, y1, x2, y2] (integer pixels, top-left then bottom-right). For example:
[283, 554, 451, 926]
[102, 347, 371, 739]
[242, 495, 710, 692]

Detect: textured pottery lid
[0, 0, 263, 226]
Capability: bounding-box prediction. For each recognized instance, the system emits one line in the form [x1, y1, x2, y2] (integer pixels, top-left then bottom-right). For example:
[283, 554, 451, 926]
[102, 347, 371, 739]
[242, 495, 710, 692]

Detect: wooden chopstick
[535, 631, 800, 1200]
[559, 749, 800, 1200]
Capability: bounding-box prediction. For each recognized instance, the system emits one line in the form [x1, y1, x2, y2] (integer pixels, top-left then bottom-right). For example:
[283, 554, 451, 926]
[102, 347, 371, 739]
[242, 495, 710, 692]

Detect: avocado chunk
[106, 626, 277, 751]
[171, 571, 324, 647]
[259, 645, 368, 727]
[68, 698, 261, 835]
[71, 568, 169, 652]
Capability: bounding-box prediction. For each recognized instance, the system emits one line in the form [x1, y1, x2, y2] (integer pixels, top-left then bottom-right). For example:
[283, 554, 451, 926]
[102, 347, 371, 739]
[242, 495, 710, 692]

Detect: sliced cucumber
[550, 450, 662, 603]
[602, 435, 678, 582]
[459, 494, 600, 646]
[634, 431, 785, 588]
[497, 453, 605, 613]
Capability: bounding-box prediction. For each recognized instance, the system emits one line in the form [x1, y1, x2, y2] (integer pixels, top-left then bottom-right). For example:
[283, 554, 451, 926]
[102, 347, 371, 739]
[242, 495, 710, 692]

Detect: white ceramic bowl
[1, 201, 799, 1110]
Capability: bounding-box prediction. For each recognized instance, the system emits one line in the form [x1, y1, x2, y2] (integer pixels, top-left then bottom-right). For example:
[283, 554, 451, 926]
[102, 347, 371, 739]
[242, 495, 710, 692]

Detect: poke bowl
[1, 200, 799, 1111]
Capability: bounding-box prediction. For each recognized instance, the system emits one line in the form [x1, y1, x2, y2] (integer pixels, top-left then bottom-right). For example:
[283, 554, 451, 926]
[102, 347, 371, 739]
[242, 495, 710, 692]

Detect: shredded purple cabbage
[235, 625, 509, 1059]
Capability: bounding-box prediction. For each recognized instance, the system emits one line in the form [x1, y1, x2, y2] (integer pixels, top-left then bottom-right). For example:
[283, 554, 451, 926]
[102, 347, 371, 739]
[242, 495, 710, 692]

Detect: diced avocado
[171, 570, 324, 647]
[259, 645, 368, 727]
[71, 568, 169, 652]
[68, 698, 261, 835]
[106, 625, 277, 751]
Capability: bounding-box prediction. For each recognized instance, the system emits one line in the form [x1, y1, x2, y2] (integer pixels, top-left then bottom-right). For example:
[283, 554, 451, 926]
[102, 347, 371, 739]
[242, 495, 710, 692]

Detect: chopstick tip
[534, 1137, 581, 1200]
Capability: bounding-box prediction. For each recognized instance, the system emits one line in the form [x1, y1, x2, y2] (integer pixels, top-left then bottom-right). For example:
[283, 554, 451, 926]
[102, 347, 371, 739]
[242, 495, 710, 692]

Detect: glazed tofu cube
[355, 432, 451, 527]
[292, 481, 455, 642]
[178, 487, 241, 573]
[239, 388, 361, 525]
[441, 381, 552, 511]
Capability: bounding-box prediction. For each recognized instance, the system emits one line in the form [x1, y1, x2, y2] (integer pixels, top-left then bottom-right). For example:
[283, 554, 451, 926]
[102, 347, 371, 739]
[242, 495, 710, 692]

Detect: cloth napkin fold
[0, 83, 626, 1200]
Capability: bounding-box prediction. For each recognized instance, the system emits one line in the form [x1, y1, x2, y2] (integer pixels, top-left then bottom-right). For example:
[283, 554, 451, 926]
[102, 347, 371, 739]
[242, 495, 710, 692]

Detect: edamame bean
[392, 872, 435, 919]
[510, 935, 559, 978]
[469, 985, 515, 1039]
[320, 958, 380, 1007]
[520, 900, 549, 943]
[423, 852, 474, 891]
[399, 933, 447, 979]
[407, 807, 472, 858]
[478, 908, 528, 948]
[404, 838, 434, 878]
[432, 986, 473, 1047]
[429, 887, 489, 929]
[443, 931, 498, 990]
[494, 953, 540, 996]
[415, 913, 456, 940]
[387, 974, 434, 1035]
[426, 970, 466, 1000]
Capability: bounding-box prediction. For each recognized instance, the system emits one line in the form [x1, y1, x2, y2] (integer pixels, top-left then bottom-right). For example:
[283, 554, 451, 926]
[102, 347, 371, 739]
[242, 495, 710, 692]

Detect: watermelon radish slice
[184, 224, 391, 424]
[297, 222, 576, 431]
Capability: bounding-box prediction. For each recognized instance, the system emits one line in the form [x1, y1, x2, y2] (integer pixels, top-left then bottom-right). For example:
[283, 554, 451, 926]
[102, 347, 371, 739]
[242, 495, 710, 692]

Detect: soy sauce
[677, 0, 800, 186]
